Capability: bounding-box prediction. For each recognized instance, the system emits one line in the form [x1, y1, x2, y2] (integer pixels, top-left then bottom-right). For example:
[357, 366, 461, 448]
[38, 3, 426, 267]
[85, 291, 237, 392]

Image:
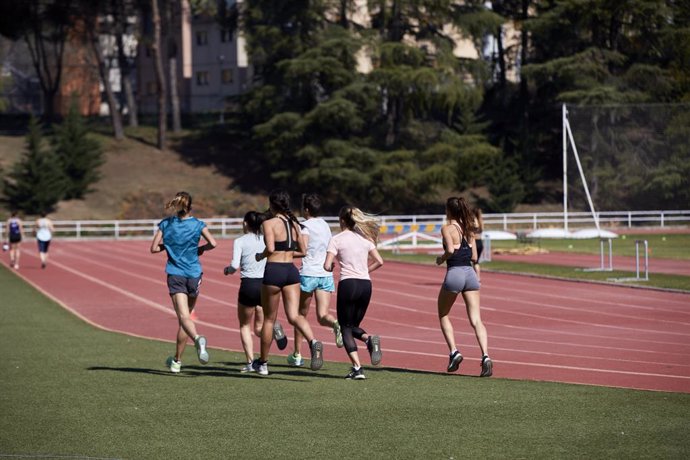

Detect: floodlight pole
[562, 104, 568, 232]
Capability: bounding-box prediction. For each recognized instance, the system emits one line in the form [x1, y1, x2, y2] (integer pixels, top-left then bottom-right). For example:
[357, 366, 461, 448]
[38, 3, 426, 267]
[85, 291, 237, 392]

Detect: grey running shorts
[167, 274, 202, 297]
[442, 266, 480, 293]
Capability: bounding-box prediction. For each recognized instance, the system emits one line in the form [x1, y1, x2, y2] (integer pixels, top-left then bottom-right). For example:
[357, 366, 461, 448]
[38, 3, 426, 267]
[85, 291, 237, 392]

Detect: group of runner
[150, 190, 492, 379]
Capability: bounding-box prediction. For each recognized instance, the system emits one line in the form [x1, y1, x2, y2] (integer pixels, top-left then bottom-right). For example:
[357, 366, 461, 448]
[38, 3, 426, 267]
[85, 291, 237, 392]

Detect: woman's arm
[224, 237, 242, 275]
[294, 230, 308, 258]
[436, 225, 455, 265]
[256, 220, 274, 261]
[368, 248, 384, 273]
[48, 219, 55, 232]
[323, 252, 335, 272]
[198, 226, 217, 255]
[150, 229, 164, 253]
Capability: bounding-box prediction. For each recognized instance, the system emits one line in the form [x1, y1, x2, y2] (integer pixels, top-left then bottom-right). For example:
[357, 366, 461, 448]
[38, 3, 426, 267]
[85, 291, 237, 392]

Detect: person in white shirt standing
[35, 213, 54, 269]
[288, 194, 343, 367]
[324, 206, 384, 380]
[224, 211, 288, 372]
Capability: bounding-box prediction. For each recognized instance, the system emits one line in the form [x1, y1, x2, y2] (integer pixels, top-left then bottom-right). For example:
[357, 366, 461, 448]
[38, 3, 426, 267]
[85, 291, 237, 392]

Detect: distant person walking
[6, 212, 23, 269]
[252, 189, 323, 376]
[436, 197, 492, 377]
[224, 211, 288, 373]
[35, 213, 54, 269]
[324, 206, 384, 380]
[289, 193, 342, 368]
[150, 191, 217, 373]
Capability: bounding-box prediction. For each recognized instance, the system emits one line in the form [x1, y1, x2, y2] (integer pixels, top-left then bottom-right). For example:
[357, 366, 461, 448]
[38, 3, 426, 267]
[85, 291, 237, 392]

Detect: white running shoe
[194, 335, 209, 364]
[241, 362, 255, 373]
[166, 356, 181, 374]
[251, 359, 269, 376]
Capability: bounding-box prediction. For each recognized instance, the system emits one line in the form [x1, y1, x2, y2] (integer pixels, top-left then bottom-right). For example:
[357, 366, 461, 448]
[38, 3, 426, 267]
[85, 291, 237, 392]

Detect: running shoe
[309, 340, 323, 371]
[345, 367, 366, 380]
[447, 350, 463, 373]
[240, 362, 255, 373]
[194, 335, 209, 364]
[251, 359, 269, 376]
[480, 355, 493, 377]
[273, 322, 288, 350]
[166, 356, 181, 374]
[287, 352, 304, 367]
[367, 335, 382, 366]
[333, 321, 343, 348]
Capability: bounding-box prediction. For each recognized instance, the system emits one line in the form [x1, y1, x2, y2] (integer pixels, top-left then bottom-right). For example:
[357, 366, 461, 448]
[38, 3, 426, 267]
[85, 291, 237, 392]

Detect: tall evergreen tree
[53, 101, 103, 199]
[2, 117, 66, 214]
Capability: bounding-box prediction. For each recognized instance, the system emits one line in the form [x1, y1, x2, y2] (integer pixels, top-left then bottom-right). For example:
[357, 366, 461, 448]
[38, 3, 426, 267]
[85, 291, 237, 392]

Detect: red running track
[4, 240, 690, 393]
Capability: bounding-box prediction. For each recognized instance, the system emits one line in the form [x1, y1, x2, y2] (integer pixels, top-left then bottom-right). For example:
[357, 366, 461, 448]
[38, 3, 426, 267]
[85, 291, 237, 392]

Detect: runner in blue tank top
[150, 191, 217, 373]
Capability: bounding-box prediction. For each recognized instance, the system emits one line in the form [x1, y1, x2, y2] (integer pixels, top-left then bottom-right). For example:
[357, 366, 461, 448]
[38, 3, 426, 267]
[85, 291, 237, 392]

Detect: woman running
[150, 191, 217, 373]
[35, 213, 54, 269]
[6, 212, 23, 269]
[289, 193, 342, 367]
[224, 211, 287, 372]
[436, 197, 492, 377]
[252, 189, 323, 376]
[324, 206, 384, 380]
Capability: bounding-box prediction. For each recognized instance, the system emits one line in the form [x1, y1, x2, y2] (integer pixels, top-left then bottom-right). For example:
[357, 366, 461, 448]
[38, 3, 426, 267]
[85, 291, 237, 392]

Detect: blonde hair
[339, 206, 380, 243]
[165, 191, 192, 217]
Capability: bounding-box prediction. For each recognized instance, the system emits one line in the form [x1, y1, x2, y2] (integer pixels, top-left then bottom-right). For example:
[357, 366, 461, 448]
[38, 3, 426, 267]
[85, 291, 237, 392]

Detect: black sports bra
[274, 218, 298, 251]
[444, 223, 472, 267]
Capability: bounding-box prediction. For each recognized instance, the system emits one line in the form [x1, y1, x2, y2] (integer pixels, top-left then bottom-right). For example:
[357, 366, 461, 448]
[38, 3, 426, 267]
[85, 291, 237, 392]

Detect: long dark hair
[244, 211, 267, 235]
[446, 197, 478, 239]
[269, 189, 303, 229]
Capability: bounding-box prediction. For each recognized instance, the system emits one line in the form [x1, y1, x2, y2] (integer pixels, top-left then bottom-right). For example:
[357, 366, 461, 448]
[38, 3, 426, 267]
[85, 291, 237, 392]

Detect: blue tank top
[158, 216, 206, 277]
[9, 219, 20, 237]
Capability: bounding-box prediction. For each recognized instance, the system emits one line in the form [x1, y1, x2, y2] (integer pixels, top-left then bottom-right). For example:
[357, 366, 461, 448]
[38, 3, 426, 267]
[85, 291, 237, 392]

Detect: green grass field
[1, 266, 689, 459]
[382, 232, 690, 292]
[490, 233, 690, 260]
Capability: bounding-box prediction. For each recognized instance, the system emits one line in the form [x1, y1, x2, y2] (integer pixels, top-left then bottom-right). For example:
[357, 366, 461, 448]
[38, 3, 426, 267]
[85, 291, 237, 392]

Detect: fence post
[503, 214, 508, 231]
[660, 212, 665, 228]
[628, 212, 632, 228]
[533, 214, 537, 230]
[76, 222, 81, 239]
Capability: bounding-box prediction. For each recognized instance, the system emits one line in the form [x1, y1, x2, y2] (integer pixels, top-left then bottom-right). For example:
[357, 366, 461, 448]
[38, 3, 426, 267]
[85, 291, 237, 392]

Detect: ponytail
[339, 206, 380, 243]
[165, 191, 192, 217]
[268, 188, 304, 229]
[445, 197, 478, 239]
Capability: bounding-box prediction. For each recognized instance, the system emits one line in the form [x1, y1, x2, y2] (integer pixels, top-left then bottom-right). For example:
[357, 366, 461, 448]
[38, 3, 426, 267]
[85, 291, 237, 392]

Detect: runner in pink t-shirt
[324, 206, 384, 380]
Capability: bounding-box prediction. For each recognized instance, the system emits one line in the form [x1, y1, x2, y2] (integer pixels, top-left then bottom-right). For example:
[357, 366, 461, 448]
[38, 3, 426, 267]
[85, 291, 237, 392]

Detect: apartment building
[137, 0, 250, 115]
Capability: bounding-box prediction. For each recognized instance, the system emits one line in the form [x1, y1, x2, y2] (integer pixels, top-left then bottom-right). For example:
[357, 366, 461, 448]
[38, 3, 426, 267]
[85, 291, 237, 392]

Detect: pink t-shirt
[327, 230, 376, 281]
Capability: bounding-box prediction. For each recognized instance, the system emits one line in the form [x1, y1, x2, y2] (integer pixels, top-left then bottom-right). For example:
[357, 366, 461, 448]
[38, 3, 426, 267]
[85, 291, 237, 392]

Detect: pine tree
[53, 100, 103, 199]
[2, 116, 66, 214]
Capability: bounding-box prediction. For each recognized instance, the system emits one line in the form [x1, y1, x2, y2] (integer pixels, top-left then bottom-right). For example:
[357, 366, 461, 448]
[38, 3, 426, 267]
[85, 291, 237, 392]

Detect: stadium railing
[1, 210, 688, 241]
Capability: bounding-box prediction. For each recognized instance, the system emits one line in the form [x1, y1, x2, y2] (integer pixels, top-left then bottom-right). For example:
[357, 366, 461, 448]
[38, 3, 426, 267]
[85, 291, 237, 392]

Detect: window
[146, 81, 156, 95]
[221, 69, 233, 84]
[196, 71, 209, 86]
[196, 31, 208, 46]
[220, 29, 232, 43]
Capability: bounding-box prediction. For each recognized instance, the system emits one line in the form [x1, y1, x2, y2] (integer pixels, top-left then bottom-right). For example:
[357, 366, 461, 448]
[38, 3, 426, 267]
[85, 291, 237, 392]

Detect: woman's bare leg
[283, 284, 314, 342]
[259, 285, 281, 361]
[437, 288, 459, 352]
[238, 303, 255, 363]
[171, 293, 198, 340]
[462, 290, 488, 356]
[174, 296, 197, 360]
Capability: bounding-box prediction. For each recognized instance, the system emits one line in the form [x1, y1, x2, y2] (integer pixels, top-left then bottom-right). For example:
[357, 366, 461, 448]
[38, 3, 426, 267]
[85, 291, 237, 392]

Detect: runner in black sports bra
[273, 218, 298, 252]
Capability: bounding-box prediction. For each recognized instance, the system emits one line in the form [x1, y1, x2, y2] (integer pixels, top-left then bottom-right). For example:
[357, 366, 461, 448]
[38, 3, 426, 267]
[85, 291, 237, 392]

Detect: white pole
[563, 104, 568, 233]
[565, 115, 601, 231]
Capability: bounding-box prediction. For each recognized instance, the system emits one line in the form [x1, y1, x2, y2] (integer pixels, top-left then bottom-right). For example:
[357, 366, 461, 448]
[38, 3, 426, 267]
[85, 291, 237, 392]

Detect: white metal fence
[2, 210, 688, 241]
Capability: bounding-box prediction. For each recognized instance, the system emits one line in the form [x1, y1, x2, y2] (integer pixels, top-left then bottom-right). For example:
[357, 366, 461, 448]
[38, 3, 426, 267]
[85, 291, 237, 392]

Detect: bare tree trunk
[166, 0, 182, 133]
[91, 31, 124, 140]
[113, 0, 138, 127]
[169, 56, 182, 132]
[151, 0, 167, 149]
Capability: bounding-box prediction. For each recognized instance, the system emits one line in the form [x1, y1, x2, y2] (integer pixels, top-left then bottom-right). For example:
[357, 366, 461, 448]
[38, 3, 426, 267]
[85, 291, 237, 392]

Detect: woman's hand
[436, 255, 444, 265]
